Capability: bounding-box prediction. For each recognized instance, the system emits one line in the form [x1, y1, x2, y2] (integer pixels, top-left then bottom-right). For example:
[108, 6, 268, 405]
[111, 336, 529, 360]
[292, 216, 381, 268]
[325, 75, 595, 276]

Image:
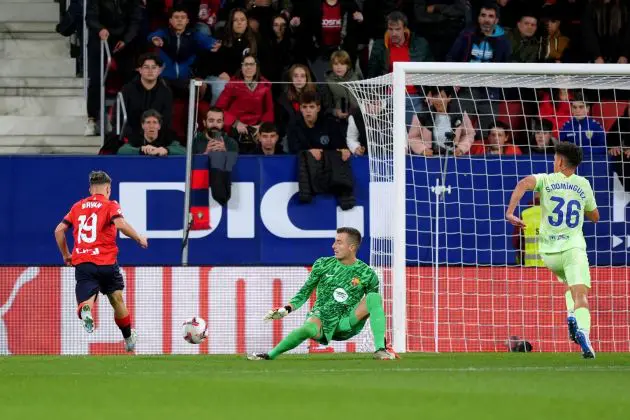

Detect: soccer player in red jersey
[54, 171, 148, 352]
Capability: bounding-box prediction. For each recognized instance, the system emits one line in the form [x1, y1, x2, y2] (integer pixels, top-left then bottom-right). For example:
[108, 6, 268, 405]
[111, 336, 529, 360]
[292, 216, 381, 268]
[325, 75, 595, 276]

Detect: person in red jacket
[215, 54, 274, 150]
[469, 121, 523, 156]
[538, 88, 572, 140]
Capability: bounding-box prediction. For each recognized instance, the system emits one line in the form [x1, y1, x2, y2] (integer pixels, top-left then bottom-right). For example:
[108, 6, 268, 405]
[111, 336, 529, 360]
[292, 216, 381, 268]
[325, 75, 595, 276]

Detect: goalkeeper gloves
[263, 305, 292, 322]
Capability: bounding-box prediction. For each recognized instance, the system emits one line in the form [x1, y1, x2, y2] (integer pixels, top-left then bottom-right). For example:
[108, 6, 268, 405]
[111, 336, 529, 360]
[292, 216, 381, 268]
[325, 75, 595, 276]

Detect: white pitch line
[3, 365, 630, 377]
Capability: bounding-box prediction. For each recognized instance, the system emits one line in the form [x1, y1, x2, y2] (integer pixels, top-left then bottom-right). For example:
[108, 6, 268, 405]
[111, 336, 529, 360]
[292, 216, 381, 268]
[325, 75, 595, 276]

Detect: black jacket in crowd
[120, 77, 173, 138]
[287, 113, 346, 153]
[86, 0, 144, 44]
[298, 150, 355, 210]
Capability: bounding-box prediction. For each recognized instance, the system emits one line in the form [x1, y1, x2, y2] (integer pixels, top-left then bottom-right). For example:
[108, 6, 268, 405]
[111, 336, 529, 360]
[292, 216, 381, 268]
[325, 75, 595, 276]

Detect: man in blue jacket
[148, 6, 220, 98]
[447, 2, 511, 138]
[559, 94, 607, 159]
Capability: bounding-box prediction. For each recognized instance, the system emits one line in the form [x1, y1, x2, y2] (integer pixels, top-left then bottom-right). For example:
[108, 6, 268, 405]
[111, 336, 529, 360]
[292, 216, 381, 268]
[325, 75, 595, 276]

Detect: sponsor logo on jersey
[333, 287, 348, 303]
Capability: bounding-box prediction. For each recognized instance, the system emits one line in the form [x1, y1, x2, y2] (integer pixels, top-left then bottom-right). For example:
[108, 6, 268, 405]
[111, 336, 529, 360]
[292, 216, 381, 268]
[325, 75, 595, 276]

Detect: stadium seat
[498, 101, 525, 131]
[591, 101, 627, 132]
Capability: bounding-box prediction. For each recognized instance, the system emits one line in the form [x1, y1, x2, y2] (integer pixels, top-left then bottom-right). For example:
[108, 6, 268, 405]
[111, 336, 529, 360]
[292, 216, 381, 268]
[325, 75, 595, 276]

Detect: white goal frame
[390, 62, 630, 353]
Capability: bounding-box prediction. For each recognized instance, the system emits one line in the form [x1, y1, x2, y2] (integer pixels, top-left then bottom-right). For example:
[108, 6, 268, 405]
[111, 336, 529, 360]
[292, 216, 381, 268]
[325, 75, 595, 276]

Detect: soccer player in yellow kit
[506, 142, 600, 358]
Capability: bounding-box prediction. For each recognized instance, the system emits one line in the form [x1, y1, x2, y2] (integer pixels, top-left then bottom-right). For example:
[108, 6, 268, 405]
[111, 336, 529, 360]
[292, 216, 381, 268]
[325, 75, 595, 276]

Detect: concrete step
[0, 116, 87, 135]
[0, 38, 69, 58]
[0, 136, 101, 155]
[0, 96, 85, 116]
[0, 22, 57, 34]
[0, 77, 83, 88]
[0, 77, 83, 96]
[0, 3, 59, 22]
[0, 58, 75, 77]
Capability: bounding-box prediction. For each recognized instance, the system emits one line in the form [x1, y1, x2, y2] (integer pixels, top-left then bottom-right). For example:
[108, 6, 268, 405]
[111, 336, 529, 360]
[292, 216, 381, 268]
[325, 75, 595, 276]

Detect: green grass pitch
[1, 353, 629, 420]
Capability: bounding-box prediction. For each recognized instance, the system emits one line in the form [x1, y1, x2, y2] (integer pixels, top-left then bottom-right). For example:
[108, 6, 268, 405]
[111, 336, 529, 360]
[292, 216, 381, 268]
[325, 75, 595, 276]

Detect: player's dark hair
[259, 122, 278, 135]
[555, 142, 583, 168]
[298, 91, 321, 106]
[337, 227, 362, 249]
[386, 11, 408, 28]
[142, 109, 163, 125]
[168, 6, 189, 19]
[207, 106, 224, 117]
[136, 52, 163, 68]
[89, 170, 112, 186]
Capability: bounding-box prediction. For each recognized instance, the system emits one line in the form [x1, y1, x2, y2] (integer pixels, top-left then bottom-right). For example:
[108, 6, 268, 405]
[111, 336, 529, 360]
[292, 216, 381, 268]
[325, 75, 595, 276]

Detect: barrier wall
[1, 266, 628, 355]
[1, 155, 629, 266]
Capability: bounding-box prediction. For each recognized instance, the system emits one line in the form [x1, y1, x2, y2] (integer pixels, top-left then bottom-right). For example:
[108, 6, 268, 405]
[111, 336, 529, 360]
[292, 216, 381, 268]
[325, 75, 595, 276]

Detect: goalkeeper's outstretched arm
[506, 175, 537, 228]
[263, 259, 323, 321]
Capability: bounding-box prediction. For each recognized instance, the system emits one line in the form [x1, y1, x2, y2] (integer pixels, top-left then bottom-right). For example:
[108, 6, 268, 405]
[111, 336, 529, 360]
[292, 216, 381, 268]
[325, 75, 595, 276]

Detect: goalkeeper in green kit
[248, 227, 398, 360]
[506, 142, 600, 359]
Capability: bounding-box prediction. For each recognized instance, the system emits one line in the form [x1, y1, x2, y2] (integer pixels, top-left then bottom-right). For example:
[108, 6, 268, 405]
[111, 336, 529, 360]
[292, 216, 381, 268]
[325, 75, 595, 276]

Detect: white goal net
[344, 62, 630, 353]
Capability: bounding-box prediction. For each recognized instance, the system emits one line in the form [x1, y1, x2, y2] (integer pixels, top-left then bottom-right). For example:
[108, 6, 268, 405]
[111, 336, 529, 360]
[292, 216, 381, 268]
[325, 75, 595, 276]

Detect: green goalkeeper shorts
[541, 248, 591, 288]
[306, 309, 368, 344]
[330, 316, 367, 342]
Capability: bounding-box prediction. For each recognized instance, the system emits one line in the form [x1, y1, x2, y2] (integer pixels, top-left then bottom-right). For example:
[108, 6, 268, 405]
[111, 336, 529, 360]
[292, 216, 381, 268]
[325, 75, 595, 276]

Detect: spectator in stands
[275, 64, 329, 138]
[368, 11, 433, 126]
[470, 121, 523, 155]
[192, 107, 239, 154]
[407, 86, 475, 156]
[360, 0, 400, 42]
[253, 122, 285, 155]
[582, 0, 630, 64]
[529, 118, 557, 154]
[148, 7, 220, 98]
[198, 8, 269, 105]
[448, 2, 512, 61]
[346, 99, 393, 156]
[55, 0, 85, 76]
[267, 14, 296, 83]
[413, 0, 467, 61]
[215, 54, 274, 153]
[120, 53, 173, 139]
[472, 0, 546, 30]
[447, 2, 511, 138]
[245, 0, 278, 41]
[538, 88, 572, 139]
[607, 101, 630, 191]
[287, 91, 349, 157]
[197, 1, 220, 35]
[540, 4, 569, 63]
[289, 0, 364, 82]
[85, 0, 144, 136]
[559, 93, 607, 157]
[346, 108, 367, 156]
[118, 109, 186, 155]
[507, 10, 543, 63]
[324, 50, 361, 123]
[368, 11, 432, 80]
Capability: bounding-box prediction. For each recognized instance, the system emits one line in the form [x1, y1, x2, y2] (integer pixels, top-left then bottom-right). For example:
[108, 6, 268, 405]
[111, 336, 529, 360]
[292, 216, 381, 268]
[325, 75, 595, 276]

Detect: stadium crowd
[56, 0, 630, 188]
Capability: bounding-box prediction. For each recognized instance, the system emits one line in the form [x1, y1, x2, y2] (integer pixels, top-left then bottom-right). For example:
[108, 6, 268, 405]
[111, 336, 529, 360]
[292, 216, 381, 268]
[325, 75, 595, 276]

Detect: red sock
[115, 314, 131, 328]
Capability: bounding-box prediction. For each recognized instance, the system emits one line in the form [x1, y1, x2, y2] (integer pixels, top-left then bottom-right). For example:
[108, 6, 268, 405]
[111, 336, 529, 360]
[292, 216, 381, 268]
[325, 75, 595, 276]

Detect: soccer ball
[182, 317, 208, 344]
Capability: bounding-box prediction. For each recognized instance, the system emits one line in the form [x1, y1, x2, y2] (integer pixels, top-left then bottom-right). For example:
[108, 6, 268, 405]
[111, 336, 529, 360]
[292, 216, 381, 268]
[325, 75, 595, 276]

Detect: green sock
[565, 290, 575, 317]
[366, 292, 386, 350]
[574, 307, 591, 334]
[268, 321, 319, 360]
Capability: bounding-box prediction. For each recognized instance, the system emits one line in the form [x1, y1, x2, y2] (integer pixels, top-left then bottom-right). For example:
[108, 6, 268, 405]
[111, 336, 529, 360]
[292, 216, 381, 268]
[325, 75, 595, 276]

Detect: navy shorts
[74, 263, 124, 303]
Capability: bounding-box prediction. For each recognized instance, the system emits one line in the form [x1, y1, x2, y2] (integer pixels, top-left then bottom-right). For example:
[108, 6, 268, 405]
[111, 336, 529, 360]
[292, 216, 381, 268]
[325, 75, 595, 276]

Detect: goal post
[344, 62, 630, 354]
